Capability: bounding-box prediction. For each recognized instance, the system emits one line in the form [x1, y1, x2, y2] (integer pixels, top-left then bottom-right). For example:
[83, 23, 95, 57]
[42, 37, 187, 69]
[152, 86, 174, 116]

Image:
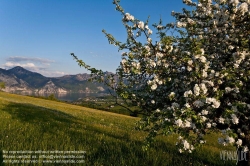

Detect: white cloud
[6, 56, 54, 65]
[4, 62, 20, 67]
[41, 71, 68, 77]
[4, 62, 67, 77]
[5, 62, 36, 68]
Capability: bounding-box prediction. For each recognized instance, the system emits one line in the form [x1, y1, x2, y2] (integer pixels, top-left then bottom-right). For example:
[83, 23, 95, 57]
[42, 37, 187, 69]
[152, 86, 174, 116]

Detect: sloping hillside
[0, 92, 235, 166]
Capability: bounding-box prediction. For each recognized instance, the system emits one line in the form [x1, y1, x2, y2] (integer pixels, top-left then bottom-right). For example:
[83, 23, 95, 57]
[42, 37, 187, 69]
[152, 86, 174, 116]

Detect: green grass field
[0, 91, 235, 165]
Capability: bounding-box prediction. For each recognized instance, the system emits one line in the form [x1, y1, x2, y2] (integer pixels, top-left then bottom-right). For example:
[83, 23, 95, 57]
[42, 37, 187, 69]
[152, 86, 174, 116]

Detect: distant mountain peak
[47, 80, 54, 85]
[9, 66, 26, 71]
[8, 66, 44, 76]
[0, 66, 110, 94]
[12, 66, 25, 69]
[8, 66, 33, 74]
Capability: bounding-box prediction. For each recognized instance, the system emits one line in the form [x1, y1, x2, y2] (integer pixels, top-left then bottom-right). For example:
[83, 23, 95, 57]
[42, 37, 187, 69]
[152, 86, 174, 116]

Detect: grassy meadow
[0, 91, 235, 165]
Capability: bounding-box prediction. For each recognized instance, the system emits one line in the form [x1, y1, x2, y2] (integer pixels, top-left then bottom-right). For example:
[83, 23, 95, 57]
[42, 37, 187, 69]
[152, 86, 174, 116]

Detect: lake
[12, 92, 110, 102]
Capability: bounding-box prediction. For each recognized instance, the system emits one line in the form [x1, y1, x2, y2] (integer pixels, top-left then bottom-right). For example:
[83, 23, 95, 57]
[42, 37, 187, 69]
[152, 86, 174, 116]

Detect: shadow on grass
[1, 102, 77, 124]
[0, 102, 235, 166]
[1, 102, 134, 142]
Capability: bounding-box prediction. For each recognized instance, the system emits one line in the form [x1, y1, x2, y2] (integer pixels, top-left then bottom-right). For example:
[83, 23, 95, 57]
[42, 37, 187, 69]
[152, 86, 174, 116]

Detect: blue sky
[0, 0, 188, 77]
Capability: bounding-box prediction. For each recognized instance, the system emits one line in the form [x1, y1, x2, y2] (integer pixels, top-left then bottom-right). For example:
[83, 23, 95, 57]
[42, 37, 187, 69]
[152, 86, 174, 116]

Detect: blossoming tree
[72, 0, 250, 164]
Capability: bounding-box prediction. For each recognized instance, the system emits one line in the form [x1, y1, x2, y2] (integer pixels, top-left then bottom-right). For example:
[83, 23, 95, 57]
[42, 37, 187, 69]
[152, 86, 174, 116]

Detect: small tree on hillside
[0, 82, 5, 91]
[72, 0, 250, 165]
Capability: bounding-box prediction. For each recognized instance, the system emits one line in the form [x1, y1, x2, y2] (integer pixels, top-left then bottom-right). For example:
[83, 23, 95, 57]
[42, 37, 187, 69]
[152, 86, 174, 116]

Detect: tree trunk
[237, 133, 250, 166]
[247, 134, 250, 166]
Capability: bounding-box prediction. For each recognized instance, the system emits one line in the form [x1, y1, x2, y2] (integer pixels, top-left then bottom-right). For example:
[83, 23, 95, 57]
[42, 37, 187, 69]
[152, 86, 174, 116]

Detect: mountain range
[0, 66, 109, 94]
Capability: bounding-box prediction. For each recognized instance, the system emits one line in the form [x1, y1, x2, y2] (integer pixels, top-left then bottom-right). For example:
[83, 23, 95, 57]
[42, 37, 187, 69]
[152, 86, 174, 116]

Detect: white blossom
[200, 48, 205, 55]
[219, 0, 226, 4]
[226, 136, 235, 144]
[176, 22, 186, 28]
[200, 140, 205, 144]
[231, 114, 239, 124]
[236, 139, 242, 146]
[243, 146, 249, 152]
[200, 83, 207, 94]
[171, 10, 175, 16]
[183, 140, 190, 150]
[151, 84, 157, 90]
[187, 18, 195, 24]
[150, 61, 156, 68]
[238, 2, 248, 15]
[175, 119, 183, 127]
[206, 123, 211, 128]
[124, 13, 134, 21]
[155, 109, 160, 113]
[201, 110, 208, 115]
[193, 84, 200, 96]
[121, 58, 127, 65]
[184, 90, 193, 97]
[157, 25, 163, 30]
[202, 70, 208, 78]
[185, 103, 191, 108]
[206, 97, 220, 108]
[188, 60, 193, 65]
[138, 21, 144, 30]
[200, 56, 206, 63]
[184, 120, 191, 127]
[169, 92, 175, 97]
[200, 116, 207, 122]
[187, 66, 192, 71]
[147, 38, 152, 43]
[156, 52, 163, 58]
[230, 0, 239, 6]
[225, 87, 232, 93]
[148, 29, 153, 35]
[219, 117, 225, 124]
[212, 100, 220, 108]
